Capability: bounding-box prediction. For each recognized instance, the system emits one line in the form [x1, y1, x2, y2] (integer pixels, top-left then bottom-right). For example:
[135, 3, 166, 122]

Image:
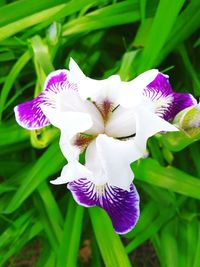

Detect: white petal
[69, 58, 122, 103]
[97, 134, 143, 190]
[41, 105, 93, 138]
[105, 106, 136, 138]
[86, 135, 143, 190]
[68, 57, 86, 83]
[128, 69, 159, 90]
[56, 90, 104, 134]
[85, 140, 108, 185]
[119, 69, 159, 108]
[134, 106, 178, 153]
[77, 75, 122, 105]
[50, 161, 92, 185]
[59, 131, 80, 161]
[41, 105, 93, 160]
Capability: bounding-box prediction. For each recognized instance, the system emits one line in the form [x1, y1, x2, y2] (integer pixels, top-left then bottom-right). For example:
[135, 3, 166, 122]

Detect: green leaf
[0, 51, 31, 121]
[0, 3, 66, 42]
[57, 198, 84, 267]
[194, 224, 200, 267]
[89, 207, 132, 267]
[159, 131, 195, 152]
[125, 206, 175, 253]
[137, 0, 185, 72]
[0, 120, 29, 146]
[0, 0, 67, 27]
[30, 35, 54, 76]
[62, 1, 140, 36]
[4, 140, 65, 213]
[160, 219, 178, 267]
[36, 181, 64, 243]
[160, 0, 200, 64]
[133, 158, 200, 200]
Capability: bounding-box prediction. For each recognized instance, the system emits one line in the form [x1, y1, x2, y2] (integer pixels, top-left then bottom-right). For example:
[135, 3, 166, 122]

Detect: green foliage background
[0, 0, 200, 266]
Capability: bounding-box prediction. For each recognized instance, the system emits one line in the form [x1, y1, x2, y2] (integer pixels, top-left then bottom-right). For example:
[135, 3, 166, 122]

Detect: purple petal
[146, 73, 173, 95]
[145, 73, 196, 121]
[68, 178, 140, 234]
[45, 70, 68, 91]
[14, 70, 76, 130]
[14, 94, 50, 130]
[172, 92, 197, 118]
[44, 69, 77, 93]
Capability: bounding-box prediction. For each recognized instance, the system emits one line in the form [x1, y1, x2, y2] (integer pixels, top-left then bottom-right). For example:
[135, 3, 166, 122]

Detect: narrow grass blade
[5, 140, 65, 213]
[33, 193, 59, 253]
[0, 0, 66, 27]
[160, 0, 200, 64]
[0, 51, 31, 120]
[0, 120, 29, 146]
[193, 224, 200, 267]
[160, 219, 178, 267]
[125, 201, 159, 239]
[89, 207, 132, 267]
[177, 44, 200, 95]
[132, 158, 200, 200]
[0, 4, 66, 42]
[137, 0, 185, 72]
[37, 181, 64, 242]
[62, 1, 139, 36]
[30, 35, 54, 76]
[125, 207, 175, 253]
[57, 197, 84, 267]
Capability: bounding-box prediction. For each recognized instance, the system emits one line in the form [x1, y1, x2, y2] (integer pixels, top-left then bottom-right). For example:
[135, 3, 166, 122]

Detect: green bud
[174, 105, 200, 140]
[159, 105, 200, 152]
[30, 127, 59, 149]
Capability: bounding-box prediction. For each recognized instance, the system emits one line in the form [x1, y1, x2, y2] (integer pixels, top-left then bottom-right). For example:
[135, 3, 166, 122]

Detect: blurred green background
[0, 0, 200, 266]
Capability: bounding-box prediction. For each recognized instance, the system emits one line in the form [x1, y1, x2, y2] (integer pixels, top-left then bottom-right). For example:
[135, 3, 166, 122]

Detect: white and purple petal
[14, 69, 75, 130]
[68, 178, 140, 234]
[14, 96, 50, 130]
[44, 69, 69, 92]
[145, 73, 197, 121]
[172, 92, 197, 120]
[119, 69, 159, 108]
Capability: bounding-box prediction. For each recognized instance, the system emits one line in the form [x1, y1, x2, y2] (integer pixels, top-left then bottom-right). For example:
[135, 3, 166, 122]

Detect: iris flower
[14, 59, 196, 234]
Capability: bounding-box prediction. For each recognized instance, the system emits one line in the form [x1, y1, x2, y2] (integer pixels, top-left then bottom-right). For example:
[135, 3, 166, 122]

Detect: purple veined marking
[145, 73, 197, 121]
[68, 178, 140, 234]
[14, 70, 77, 130]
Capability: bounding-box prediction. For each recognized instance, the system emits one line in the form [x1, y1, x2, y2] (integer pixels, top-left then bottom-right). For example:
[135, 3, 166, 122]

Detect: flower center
[95, 184, 106, 197]
[95, 99, 113, 123]
[72, 133, 95, 151]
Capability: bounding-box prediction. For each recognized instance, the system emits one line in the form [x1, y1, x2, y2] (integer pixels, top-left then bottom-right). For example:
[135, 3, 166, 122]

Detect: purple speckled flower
[14, 59, 196, 234]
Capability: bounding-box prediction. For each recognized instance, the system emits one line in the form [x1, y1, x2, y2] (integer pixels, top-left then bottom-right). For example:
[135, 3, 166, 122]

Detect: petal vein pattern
[14, 70, 72, 129]
[68, 179, 140, 234]
[145, 73, 197, 120]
